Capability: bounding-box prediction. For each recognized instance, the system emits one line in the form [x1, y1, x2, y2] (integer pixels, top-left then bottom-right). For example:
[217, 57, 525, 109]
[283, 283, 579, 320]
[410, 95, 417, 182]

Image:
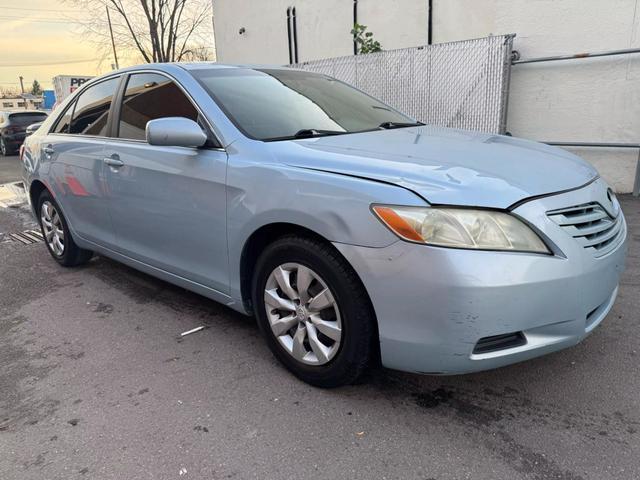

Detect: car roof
[110, 62, 294, 75]
[74, 63, 302, 98]
[178, 62, 292, 71]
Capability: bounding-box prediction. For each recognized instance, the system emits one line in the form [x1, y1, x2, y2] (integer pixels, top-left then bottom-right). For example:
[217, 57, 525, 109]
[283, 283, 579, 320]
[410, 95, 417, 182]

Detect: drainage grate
[9, 229, 44, 245]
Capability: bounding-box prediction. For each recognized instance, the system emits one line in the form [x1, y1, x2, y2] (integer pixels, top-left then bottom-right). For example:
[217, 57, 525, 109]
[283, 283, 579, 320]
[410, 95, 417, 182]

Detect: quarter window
[69, 77, 119, 136]
[117, 73, 198, 141]
[52, 103, 74, 134]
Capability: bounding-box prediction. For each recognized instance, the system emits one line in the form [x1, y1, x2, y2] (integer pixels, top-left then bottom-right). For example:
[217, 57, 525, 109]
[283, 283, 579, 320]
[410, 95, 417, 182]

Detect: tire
[252, 235, 375, 388]
[0, 137, 10, 156]
[37, 189, 93, 267]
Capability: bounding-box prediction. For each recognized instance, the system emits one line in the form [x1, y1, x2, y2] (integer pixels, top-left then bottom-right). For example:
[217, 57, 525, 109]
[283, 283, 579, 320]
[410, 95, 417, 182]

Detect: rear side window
[69, 77, 119, 136]
[118, 73, 198, 141]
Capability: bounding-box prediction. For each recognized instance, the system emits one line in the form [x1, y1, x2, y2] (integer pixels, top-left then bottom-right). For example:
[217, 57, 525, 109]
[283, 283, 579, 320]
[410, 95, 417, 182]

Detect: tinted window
[118, 73, 198, 141]
[69, 77, 119, 136]
[9, 113, 48, 125]
[192, 68, 412, 141]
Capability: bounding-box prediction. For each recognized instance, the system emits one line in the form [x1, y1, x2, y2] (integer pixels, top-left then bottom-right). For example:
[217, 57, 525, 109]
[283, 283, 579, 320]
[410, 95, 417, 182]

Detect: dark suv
[0, 111, 48, 155]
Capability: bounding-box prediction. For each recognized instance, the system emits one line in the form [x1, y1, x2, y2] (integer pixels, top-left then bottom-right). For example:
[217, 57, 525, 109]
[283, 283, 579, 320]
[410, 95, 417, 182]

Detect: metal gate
[294, 34, 515, 134]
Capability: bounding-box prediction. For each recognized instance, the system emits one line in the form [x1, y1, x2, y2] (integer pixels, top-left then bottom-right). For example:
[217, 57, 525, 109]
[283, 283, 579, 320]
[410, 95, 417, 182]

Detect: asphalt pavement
[0, 153, 22, 185]
[1, 152, 639, 479]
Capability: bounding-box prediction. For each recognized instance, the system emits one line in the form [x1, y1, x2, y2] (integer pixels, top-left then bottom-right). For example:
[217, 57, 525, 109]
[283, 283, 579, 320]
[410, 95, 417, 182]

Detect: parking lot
[1, 153, 639, 480]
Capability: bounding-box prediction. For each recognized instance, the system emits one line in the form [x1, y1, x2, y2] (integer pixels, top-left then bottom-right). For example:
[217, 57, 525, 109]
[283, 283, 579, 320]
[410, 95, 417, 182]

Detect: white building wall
[212, 0, 640, 192]
[0, 97, 42, 110]
[433, 0, 640, 193]
[212, 0, 428, 64]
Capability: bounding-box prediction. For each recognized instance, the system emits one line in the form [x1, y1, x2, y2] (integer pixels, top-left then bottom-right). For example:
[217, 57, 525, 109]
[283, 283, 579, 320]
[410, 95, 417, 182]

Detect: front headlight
[372, 205, 550, 253]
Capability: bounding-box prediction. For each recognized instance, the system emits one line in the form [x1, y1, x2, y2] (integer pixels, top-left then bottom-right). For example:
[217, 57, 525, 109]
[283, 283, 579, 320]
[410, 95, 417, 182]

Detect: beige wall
[433, 0, 640, 193]
[1, 97, 42, 110]
[212, 0, 640, 192]
[212, 0, 428, 64]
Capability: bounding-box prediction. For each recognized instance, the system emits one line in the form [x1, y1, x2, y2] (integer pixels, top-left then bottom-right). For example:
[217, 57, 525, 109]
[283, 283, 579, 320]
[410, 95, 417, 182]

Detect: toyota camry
[21, 64, 627, 387]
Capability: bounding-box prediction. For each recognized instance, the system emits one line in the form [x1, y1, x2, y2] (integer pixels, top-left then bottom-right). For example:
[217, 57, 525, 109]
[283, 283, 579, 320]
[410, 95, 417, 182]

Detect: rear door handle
[103, 156, 124, 168]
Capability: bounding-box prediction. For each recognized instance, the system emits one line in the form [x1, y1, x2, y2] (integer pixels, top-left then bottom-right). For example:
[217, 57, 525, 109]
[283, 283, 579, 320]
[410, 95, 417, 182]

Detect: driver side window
[117, 73, 199, 141]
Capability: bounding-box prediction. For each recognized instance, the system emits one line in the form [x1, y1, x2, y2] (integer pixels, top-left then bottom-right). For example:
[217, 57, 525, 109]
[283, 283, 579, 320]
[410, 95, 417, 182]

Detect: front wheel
[252, 236, 376, 388]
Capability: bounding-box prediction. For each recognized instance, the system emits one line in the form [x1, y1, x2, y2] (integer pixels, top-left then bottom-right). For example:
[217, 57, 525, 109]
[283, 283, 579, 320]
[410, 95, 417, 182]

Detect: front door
[103, 72, 229, 294]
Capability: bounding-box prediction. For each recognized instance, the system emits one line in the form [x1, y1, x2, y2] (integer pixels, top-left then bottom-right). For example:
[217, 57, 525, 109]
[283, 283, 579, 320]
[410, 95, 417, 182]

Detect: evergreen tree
[31, 80, 42, 96]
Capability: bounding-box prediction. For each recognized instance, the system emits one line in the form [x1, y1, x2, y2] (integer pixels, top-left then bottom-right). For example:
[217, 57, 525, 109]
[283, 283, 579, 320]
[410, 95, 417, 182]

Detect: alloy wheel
[0, 139, 6, 156]
[264, 262, 342, 365]
[41, 201, 65, 256]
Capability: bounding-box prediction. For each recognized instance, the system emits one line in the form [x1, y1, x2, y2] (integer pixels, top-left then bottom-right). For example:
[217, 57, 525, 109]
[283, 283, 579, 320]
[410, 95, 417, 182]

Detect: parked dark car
[0, 111, 48, 155]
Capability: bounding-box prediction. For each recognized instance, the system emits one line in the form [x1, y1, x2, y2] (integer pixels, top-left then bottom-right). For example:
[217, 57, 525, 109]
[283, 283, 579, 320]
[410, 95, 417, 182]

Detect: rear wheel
[252, 235, 375, 387]
[37, 190, 93, 267]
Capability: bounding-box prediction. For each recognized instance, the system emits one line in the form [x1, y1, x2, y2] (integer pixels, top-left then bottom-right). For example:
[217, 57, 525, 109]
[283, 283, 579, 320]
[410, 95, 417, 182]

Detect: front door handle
[103, 156, 124, 168]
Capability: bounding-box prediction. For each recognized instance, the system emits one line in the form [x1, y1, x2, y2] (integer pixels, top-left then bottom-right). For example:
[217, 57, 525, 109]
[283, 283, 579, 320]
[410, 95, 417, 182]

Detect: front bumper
[334, 179, 628, 375]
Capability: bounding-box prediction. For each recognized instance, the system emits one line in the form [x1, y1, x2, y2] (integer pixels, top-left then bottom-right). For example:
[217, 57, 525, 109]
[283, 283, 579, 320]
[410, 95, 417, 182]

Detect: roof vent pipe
[428, 0, 433, 45]
[292, 7, 299, 63]
[286, 7, 293, 64]
[353, 0, 358, 55]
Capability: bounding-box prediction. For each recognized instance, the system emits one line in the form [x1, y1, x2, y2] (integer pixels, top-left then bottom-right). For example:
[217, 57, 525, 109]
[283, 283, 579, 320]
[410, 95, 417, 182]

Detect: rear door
[43, 76, 121, 248]
[103, 72, 229, 293]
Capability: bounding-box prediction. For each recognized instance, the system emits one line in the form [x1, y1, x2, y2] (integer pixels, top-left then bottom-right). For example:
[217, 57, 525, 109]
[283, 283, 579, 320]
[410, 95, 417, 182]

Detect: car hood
[281, 126, 597, 209]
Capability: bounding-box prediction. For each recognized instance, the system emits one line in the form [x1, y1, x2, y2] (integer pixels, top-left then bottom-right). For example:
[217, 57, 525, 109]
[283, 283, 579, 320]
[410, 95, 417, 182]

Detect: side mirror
[146, 117, 208, 148]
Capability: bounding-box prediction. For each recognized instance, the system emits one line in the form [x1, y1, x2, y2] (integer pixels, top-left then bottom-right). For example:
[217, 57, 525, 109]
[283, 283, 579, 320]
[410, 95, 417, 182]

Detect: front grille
[547, 202, 624, 257]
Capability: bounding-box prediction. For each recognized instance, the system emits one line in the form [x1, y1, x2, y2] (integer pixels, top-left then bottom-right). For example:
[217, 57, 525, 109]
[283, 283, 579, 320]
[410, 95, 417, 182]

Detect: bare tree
[66, 0, 214, 64]
[0, 87, 21, 98]
[180, 45, 215, 62]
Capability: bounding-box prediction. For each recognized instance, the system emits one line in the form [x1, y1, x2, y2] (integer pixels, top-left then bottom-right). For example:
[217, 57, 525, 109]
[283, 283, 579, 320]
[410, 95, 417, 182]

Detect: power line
[0, 15, 85, 24]
[0, 5, 77, 13]
[0, 59, 100, 68]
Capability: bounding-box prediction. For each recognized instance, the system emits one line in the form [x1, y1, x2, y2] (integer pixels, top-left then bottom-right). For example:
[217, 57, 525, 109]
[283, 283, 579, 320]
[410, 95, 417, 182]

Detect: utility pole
[18, 76, 27, 109]
[106, 6, 120, 70]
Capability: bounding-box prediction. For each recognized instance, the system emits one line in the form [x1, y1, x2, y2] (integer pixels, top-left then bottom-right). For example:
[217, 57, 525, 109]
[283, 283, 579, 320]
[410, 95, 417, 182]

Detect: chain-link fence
[294, 34, 515, 134]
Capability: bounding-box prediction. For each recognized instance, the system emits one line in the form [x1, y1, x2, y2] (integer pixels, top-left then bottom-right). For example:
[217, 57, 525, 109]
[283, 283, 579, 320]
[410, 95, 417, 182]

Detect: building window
[2, 102, 12, 108]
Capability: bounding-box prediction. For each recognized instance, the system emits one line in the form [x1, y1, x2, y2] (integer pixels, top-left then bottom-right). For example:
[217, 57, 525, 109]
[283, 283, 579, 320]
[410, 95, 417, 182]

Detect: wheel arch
[240, 223, 327, 312]
[29, 179, 48, 212]
[239, 221, 381, 363]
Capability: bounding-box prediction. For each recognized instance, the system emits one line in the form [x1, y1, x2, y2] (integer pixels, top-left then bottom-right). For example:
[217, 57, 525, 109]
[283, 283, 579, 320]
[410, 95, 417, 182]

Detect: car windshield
[9, 113, 47, 125]
[192, 68, 415, 141]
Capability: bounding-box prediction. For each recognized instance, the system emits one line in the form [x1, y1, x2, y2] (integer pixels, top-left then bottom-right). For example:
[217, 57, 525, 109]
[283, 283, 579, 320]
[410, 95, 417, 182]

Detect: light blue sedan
[21, 64, 627, 387]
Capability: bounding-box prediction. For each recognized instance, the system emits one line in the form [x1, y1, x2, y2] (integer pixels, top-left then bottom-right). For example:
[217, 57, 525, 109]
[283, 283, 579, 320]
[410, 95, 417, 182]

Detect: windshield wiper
[293, 129, 346, 139]
[378, 121, 425, 130]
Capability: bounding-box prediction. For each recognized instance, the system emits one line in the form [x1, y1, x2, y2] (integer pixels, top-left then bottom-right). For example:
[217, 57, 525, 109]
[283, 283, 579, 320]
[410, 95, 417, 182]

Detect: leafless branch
[63, 0, 213, 64]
